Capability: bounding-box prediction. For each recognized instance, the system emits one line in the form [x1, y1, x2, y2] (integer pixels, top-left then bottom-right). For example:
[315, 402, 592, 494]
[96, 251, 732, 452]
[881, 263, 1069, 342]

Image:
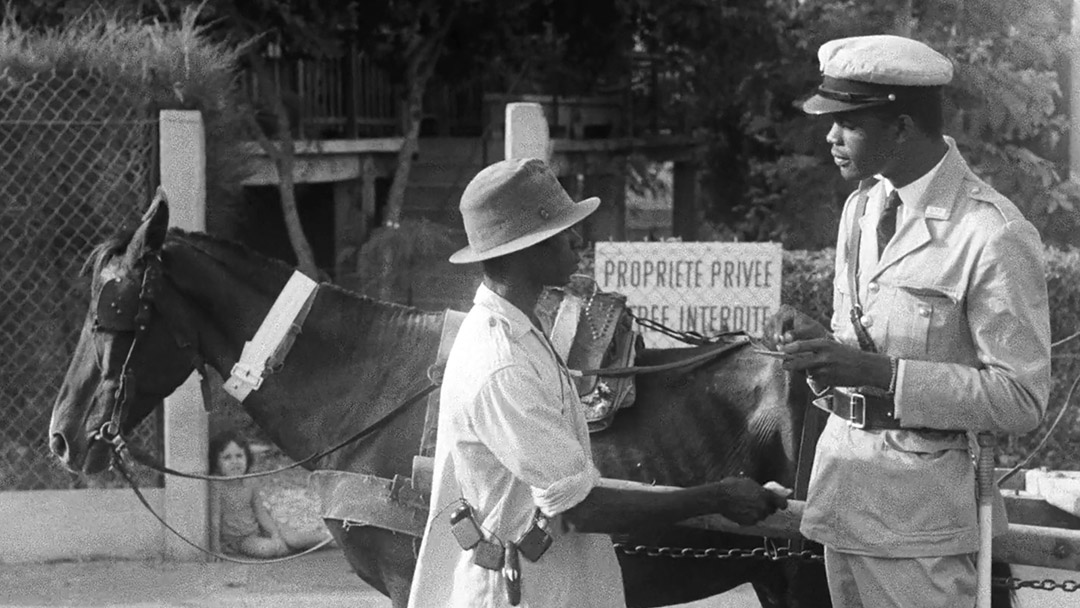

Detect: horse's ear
[123, 187, 170, 267]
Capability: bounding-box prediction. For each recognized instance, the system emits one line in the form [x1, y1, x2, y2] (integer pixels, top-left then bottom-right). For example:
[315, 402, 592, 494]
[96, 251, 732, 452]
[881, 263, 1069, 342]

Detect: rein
[105, 383, 436, 565]
[112, 453, 332, 565]
[575, 336, 752, 378]
[124, 382, 438, 482]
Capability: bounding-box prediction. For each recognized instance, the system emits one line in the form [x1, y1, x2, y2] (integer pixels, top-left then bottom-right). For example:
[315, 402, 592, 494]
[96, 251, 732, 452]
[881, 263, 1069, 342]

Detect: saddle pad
[536, 276, 630, 396]
[310, 470, 426, 537]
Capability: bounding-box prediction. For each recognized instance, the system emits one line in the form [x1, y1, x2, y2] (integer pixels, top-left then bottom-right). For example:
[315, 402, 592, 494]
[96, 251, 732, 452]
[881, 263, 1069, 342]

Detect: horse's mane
[169, 228, 434, 316]
[82, 225, 441, 316]
[82, 229, 134, 277]
[172, 228, 294, 282]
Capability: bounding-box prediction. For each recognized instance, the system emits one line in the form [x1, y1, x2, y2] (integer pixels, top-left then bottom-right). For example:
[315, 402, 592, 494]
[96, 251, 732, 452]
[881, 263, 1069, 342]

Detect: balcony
[240, 54, 645, 142]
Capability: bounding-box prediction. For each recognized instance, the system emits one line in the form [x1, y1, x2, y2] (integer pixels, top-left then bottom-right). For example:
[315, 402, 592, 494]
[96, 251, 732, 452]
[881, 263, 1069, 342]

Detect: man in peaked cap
[768, 35, 1051, 606]
[408, 157, 787, 607]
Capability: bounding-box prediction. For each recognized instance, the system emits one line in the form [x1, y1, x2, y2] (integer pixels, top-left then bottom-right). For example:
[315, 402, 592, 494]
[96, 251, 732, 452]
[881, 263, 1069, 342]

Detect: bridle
[90, 252, 185, 449]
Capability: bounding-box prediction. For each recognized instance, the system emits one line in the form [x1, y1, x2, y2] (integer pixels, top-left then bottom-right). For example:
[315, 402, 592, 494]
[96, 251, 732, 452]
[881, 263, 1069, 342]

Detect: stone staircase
[403, 137, 491, 312]
[403, 137, 490, 226]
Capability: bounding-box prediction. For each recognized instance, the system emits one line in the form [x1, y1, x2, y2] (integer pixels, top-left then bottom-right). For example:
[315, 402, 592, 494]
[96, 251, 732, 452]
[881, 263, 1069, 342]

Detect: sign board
[594, 242, 782, 348]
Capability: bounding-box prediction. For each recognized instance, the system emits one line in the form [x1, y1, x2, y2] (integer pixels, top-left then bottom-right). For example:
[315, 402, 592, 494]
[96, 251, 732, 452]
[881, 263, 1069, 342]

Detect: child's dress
[219, 479, 260, 553]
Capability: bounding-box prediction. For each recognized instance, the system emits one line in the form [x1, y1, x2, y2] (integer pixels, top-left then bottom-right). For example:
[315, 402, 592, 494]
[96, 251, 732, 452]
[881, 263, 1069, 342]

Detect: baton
[976, 433, 996, 608]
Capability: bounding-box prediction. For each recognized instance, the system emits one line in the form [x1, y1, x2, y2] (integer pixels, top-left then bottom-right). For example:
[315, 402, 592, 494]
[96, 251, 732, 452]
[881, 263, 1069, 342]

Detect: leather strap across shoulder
[846, 180, 879, 353]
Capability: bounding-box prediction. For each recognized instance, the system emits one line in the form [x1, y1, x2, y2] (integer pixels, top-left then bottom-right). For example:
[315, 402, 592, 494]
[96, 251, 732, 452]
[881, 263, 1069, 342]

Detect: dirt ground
[0, 548, 757, 608]
[0, 550, 383, 608]
[2, 549, 1072, 608]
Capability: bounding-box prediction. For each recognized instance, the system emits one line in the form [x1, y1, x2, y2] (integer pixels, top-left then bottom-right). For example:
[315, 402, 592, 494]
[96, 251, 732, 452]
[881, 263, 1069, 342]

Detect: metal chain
[994, 577, 1080, 593]
[613, 541, 823, 563]
[615, 543, 1079, 593]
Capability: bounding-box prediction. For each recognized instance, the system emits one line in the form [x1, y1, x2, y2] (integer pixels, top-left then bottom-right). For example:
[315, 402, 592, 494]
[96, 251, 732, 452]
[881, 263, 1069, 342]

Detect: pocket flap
[897, 284, 959, 303]
[885, 430, 968, 455]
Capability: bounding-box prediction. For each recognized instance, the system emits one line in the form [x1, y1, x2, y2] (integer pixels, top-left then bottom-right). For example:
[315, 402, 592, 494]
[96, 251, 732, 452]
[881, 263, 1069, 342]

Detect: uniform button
[860, 314, 873, 328]
[868, 282, 879, 294]
[918, 306, 931, 318]
[971, 187, 980, 194]
[489, 318, 497, 327]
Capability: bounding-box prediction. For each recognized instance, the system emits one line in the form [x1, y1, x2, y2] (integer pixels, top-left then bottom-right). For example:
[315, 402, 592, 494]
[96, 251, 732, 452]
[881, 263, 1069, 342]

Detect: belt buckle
[848, 392, 867, 429]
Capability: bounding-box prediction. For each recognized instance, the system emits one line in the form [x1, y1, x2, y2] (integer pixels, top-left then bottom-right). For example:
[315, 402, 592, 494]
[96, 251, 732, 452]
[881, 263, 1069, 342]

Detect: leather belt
[813, 387, 901, 430]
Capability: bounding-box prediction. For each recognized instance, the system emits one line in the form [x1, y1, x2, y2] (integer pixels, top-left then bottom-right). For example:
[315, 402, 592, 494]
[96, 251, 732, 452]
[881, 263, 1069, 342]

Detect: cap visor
[449, 197, 600, 264]
[801, 94, 891, 115]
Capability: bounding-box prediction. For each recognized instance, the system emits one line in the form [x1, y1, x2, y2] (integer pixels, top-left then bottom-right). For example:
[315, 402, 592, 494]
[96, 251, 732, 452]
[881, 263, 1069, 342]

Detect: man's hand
[763, 304, 829, 350]
[780, 338, 892, 389]
[714, 477, 789, 526]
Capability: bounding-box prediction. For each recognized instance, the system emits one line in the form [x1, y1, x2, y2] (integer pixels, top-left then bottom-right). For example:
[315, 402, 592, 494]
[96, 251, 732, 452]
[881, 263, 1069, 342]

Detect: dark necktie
[877, 191, 902, 257]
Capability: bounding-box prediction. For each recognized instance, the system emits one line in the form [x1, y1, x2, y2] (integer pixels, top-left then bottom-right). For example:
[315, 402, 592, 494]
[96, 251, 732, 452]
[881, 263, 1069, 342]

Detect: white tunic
[408, 284, 625, 608]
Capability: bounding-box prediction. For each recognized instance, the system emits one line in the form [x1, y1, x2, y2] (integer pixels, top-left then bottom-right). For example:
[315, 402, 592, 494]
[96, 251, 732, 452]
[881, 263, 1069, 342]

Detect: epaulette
[962, 176, 1016, 223]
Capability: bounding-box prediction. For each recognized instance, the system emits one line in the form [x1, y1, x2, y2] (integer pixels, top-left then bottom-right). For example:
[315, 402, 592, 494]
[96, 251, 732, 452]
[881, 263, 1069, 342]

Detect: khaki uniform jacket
[799, 138, 1051, 557]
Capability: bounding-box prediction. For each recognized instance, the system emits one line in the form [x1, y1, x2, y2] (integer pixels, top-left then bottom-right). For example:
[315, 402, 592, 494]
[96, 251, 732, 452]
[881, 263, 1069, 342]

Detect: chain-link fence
[0, 68, 161, 490]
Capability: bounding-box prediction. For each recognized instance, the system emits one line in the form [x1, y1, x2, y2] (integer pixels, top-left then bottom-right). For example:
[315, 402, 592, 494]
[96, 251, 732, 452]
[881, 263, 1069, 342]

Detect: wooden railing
[242, 54, 399, 139]
[241, 54, 486, 139]
[239, 53, 689, 141]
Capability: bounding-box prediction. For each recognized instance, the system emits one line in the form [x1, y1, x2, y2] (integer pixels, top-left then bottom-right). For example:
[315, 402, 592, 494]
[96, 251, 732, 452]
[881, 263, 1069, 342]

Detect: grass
[0, 6, 253, 223]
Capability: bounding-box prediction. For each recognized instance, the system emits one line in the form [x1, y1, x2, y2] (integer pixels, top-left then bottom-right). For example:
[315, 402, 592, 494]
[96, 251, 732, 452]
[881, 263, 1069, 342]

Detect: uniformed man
[408, 158, 788, 608]
[769, 35, 1052, 607]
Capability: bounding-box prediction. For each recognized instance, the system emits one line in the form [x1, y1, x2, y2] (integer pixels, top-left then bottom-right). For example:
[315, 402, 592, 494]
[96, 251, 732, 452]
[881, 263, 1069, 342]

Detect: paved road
[1, 550, 1073, 607]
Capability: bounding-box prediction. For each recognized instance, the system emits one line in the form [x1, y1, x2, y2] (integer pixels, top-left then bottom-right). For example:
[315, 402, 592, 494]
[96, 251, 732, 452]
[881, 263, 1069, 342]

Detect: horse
[48, 196, 1011, 607]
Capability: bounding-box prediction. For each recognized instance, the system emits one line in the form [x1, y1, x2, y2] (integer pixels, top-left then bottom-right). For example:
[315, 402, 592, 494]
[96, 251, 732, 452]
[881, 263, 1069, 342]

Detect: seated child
[208, 430, 328, 558]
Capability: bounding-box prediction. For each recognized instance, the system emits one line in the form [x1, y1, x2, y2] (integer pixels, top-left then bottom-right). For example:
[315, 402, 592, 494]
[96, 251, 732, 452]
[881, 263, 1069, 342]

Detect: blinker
[95, 278, 141, 332]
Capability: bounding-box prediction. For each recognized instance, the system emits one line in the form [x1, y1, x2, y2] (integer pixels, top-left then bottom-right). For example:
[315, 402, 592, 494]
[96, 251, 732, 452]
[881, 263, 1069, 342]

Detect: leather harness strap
[846, 181, 879, 354]
[224, 271, 319, 401]
[420, 310, 467, 457]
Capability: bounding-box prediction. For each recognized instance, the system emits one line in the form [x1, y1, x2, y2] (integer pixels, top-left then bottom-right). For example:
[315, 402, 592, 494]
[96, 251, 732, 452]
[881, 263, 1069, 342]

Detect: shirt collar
[877, 137, 951, 207]
[473, 282, 538, 340]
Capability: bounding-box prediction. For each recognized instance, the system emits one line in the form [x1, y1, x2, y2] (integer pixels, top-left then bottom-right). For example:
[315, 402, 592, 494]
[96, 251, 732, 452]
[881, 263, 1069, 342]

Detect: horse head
[49, 191, 201, 474]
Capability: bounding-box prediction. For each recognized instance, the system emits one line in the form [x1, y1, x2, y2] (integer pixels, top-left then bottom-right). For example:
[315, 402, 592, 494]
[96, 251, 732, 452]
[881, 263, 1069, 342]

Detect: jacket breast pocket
[893, 284, 963, 357]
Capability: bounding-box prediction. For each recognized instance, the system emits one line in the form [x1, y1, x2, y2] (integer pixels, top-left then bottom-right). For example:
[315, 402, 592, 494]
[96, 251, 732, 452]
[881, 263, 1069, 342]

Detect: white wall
[0, 489, 165, 563]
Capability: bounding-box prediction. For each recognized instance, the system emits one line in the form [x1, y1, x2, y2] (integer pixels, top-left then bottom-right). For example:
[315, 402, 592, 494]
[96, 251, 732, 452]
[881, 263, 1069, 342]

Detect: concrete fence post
[158, 110, 210, 561]
[505, 102, 551, 162]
